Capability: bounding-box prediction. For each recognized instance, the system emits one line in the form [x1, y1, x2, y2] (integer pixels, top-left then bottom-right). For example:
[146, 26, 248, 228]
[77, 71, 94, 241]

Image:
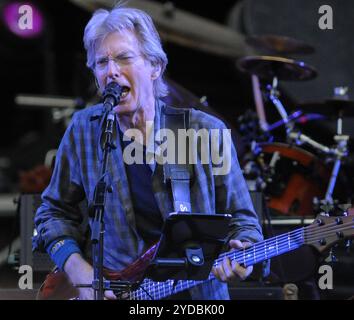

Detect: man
[33, 5, 263, 300]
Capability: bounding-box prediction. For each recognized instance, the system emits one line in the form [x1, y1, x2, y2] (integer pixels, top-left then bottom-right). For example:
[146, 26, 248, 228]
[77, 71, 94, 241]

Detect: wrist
[64, 253, 93, 284]
[46, 238, 82, 271]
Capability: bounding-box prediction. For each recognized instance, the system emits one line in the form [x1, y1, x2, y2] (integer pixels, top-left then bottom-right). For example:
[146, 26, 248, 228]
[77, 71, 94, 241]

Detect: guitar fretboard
[129, 227, 306, 300]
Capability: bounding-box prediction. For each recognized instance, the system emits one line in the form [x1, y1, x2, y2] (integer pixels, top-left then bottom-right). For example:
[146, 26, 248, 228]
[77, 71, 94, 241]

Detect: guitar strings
[305, 225, 354, 242]
[130, 219, 353, 300]
[131, 225, 331, 299]
[226, 220, 353, 265]
[304, 221, 354, 238]
[132, 228, 329, 299]
[226, 220, 353, 267]
[131, 229, 304, 300]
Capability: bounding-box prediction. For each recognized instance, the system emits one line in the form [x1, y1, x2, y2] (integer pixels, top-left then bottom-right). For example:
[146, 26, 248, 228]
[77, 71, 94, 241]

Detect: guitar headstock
[305, 215, 354, 253]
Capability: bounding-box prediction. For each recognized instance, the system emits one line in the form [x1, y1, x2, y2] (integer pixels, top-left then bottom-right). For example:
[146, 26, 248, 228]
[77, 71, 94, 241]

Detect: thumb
[104, 290, 117, 300]
[229, 239, 244, 249]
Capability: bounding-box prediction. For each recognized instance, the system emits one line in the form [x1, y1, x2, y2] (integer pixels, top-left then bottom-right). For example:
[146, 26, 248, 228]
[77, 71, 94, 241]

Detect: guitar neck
[130, 227, 306, 300]
[127, 214, 354, 300]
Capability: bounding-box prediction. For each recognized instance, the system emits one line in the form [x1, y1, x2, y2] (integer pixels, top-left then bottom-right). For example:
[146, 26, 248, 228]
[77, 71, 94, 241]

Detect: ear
[151, 64, 161, 80]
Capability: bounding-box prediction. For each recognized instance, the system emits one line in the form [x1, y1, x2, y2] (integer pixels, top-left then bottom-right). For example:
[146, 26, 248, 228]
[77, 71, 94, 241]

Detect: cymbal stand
[266, 77, 349, 204]
[267, 77, 293, 133]
[287, 120, 347, 205]
[323, 111, 349, 204]
[266, 77, 333, 152]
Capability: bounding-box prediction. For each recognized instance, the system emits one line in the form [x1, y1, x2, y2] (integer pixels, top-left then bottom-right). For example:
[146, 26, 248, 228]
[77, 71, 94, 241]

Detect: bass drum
[257, 143, 329, 216]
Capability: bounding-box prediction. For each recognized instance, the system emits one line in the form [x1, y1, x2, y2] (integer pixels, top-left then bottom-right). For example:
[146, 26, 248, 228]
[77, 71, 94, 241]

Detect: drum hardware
[266, 110, 302, 132]
[286, 114, 348, 206]
[309, 88, 352, 205]
[252, 143, 330, 216]
[267, 76, 293, 133]
[236, 56, 352, 215]
[236, 109, 273, 145]
[237, 55, 318, 137]
[237, 56, 318, 81]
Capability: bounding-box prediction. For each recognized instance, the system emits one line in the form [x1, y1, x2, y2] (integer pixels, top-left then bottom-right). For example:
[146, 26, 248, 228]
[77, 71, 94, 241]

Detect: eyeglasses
[94, 54, 141, 70]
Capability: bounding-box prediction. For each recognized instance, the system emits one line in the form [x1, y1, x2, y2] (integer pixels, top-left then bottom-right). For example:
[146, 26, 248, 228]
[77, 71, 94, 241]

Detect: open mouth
[121, 86, 130, 99]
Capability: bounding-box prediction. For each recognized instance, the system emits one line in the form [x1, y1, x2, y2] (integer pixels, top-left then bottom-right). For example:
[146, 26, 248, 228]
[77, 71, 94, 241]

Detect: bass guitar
[37, 214, 354, 300]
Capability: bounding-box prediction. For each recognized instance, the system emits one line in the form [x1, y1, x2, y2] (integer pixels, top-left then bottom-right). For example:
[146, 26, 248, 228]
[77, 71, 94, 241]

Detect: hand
[64, 253, 117, 300]
[212, 239, 253, 283]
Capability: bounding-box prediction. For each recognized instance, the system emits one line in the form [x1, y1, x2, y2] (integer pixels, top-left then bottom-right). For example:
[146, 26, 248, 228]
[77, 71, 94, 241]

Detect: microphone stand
[90, 83, 122, 300]
[91, 110, 116, 300]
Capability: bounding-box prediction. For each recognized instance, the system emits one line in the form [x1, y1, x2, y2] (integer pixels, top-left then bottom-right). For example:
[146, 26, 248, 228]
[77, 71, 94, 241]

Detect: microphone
[102, 82, 123, 112]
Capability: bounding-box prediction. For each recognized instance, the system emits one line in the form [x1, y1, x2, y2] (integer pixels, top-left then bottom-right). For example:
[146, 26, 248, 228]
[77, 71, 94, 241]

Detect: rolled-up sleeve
[32, 114, 86, 252]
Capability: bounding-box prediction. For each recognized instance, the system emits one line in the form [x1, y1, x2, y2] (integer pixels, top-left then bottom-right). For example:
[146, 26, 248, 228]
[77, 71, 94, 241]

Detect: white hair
[83, 5, 169, 98]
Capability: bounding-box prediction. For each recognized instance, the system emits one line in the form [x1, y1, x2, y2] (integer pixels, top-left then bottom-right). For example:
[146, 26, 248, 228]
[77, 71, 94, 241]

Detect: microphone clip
[102, 82, 123, 112]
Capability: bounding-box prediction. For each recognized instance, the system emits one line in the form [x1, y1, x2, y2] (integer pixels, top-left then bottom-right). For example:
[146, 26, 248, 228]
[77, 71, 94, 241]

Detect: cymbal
[246, 34, 315, 55]
[299, 99, 354, 117]
[70, 0, 247, 58]
[237, 55, 317, 81]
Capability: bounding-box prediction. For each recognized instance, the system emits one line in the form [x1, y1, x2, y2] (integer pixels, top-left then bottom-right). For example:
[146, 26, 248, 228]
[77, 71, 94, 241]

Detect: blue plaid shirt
[33, 99, 263, 300]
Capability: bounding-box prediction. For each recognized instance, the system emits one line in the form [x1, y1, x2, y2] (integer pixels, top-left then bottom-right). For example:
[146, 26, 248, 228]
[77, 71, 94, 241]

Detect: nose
[106, 59, 121, 80]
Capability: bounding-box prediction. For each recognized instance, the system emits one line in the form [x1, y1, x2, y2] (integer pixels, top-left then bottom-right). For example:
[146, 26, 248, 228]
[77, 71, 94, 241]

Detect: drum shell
[258, 143, 329, 216]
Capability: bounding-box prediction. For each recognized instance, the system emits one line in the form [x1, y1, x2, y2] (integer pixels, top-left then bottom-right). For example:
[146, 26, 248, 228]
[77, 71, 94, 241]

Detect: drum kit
[237, 34, 353, 217]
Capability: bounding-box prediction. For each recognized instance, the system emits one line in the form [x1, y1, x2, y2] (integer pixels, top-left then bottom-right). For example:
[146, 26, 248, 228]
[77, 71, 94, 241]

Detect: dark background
[0, 0, 353, 300]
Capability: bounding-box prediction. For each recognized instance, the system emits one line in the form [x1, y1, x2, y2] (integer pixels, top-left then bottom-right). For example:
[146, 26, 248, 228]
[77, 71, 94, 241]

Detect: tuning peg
[345, 239, 352, 253]
[324, 248, 338, 263]
[337, 203, 352, 216]
[330, 250, 338, 263]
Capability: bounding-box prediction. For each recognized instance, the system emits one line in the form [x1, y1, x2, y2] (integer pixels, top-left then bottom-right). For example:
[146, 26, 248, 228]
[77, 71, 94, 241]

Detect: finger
[229, 240, 253, 250]
[229, 239, 244, 249]
[212, 265, 226, 282]
[79, 288, 94, 300]
[104, 290, 118, 300]
[242, 241, 253, 249]
[212, 266, 220, 280]
[212, 266, 221, 281]
[245, 265, 253, 278]
[231, 261, 253, 280]
[231, 261, 246, 280]
[222, 257, 237, 282]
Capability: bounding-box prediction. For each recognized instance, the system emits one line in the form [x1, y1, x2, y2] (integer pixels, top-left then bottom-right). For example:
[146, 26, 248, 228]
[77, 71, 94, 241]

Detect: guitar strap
[162, 105, 193, 213]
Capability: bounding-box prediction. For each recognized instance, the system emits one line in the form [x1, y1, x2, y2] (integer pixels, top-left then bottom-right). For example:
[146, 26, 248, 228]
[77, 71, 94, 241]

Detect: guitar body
[37, 270, 78, 300]
[37, 244, 157, 300]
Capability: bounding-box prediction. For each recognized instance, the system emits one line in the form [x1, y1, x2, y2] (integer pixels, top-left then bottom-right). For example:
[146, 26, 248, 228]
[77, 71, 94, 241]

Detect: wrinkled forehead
[94, 29, 141, 57]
